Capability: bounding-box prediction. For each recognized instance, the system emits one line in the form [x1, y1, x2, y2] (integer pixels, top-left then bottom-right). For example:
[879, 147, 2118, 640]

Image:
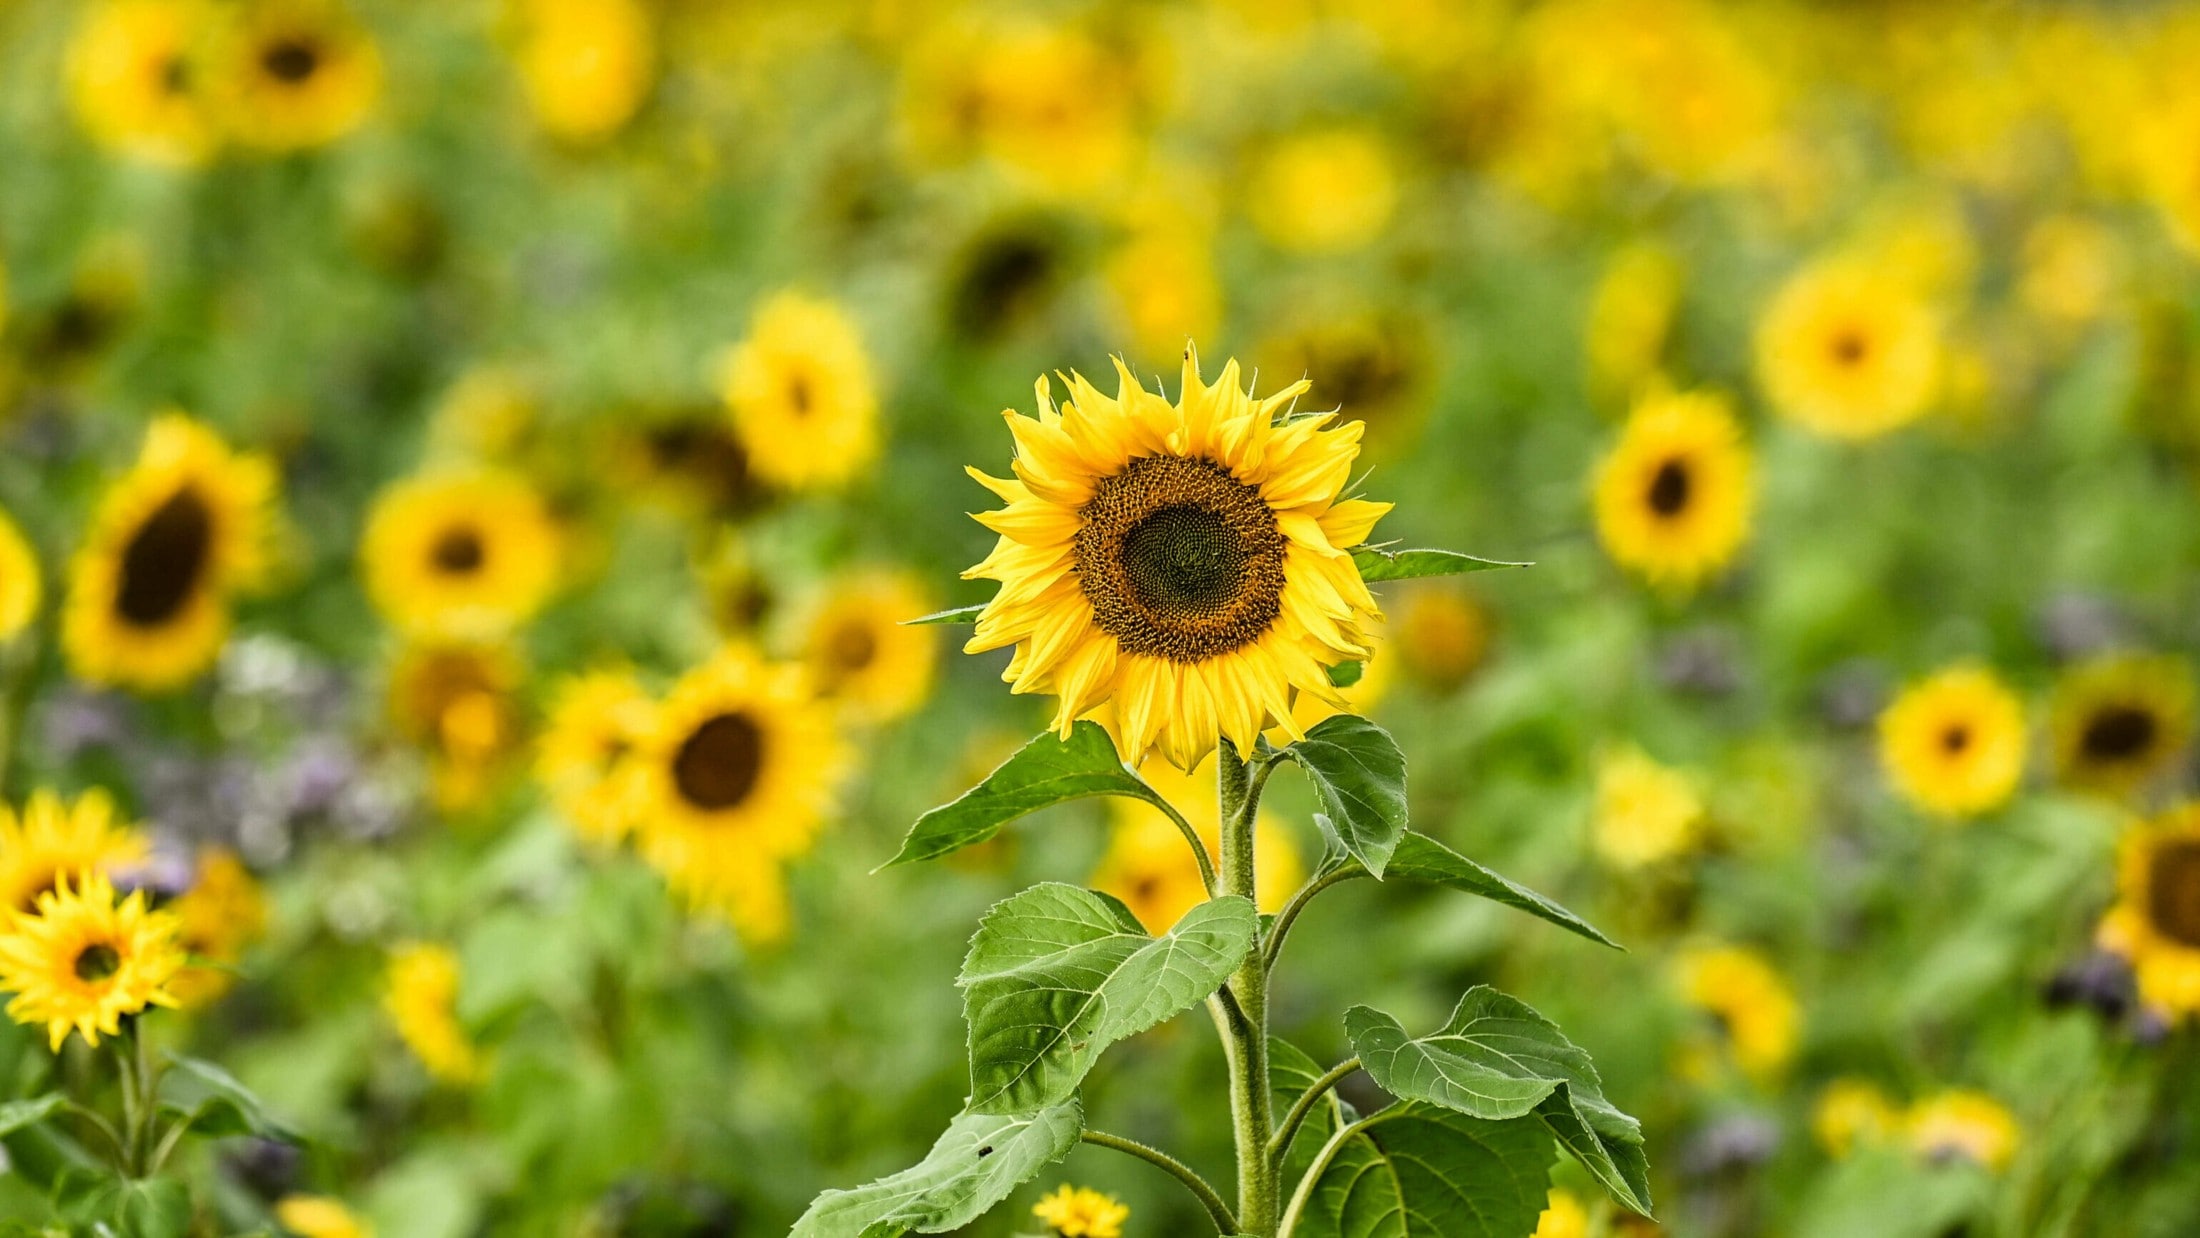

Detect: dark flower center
[431, 525, 486, 575]
[74, 943, 121, 983]
[261, 38, 321, 84]
[1830, 328, 1868, 367]
[786, 374, 814, 417]
[116, 485, 214, 628]
[1075, 456, 1288, 663]
[2146, 839, 2200, 949]
[1647, 458, 1692, 517]
[159, 56, 191, 95]
[825, 621, 877, 676]
[2081, 705, 2158, 762]
[672, 712, 764, 812]
[1940, 725, 1972, 755]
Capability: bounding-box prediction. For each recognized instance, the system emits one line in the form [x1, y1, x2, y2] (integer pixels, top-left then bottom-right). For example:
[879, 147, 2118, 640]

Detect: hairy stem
[1267, 1056, 1361, 1167]
[1216, 741, 1275, 1235]
[1149, 792, 1220, 897]
[1081, 1130, 1238, 1234]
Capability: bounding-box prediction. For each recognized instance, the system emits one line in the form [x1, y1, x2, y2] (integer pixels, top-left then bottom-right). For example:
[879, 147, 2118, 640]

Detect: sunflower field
[3, 0, 2200, 1236]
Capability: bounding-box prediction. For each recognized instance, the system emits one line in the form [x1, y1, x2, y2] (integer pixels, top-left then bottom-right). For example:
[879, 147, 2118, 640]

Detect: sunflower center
[431, 525, 486, 575]
[672, 712, 764, 812]
[116, 485, 214, 628]
[159, 55, 191, 95]
[2081, 705, 2157, 761]
[2147, 840, 2200, 949]
[1940, 725, 1972, 755]
[1647, 459, 1692, 517]
[73, 943, 121, 983]
[262, 38, 321, 83]
[1830, 328, 1869, 367]
[827, 621, 877, 674]
[1075, 456, 1288, 663]
[786, 373, 814, 417]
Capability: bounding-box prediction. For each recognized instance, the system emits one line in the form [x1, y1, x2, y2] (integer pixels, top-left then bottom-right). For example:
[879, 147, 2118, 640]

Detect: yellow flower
[2019, 215, 2124, 335]
[168, 848, 267, 1008]
[1813, 1078, 1900, 1159]
[1255, 307, 1431, 447]
[536, 667, 652, 845]
[275, 1195, 374, 1238]
[0, 872, 183, 1052]
[898, 20, 1137, 195]
[427, 367, 538, 458]
[1032, 1184, 1129, 1238]
[1249, 126, 1400, 254]
[386, 641, 524, 812]
[0, 790, 147, 917]
[1755, 259, 1942, 440]
[718, 292, 880, 492]
[2096, 803, 2200, 1021]
[2050, 653, 2194, 798]
[66, 0, 220, 166]
[1586, 242, 1683, 404]
[962, 352, 1389, 770]
[1905, 1090, 2019, 1173]
[1533, 1188, 1590, 1238]
[515, 0, 656, 144]
[1107, 231, 1222, 369]
[1674, 944, 1799, 1080]
[1877, 665, 2027, 820]
[1592, 746, 1704, 870]
[214, 0, 381, 152]
[800, 571, 939, 724]
[63, 414, 278, 692]
[1391, 583, 1489, 693]
[1591, 387, 1753, 589]
[1092, 755, 1304, 933]
[384, 943, 478, 1084]
[0, 507, 42, 643]
[361, 469, 560, 640]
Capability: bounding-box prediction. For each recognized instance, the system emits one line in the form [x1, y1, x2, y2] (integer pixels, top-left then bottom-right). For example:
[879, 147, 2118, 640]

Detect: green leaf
[1291, 1106, 1553, 1238]
[55, 1174, 191, 1238]
[1346, 988, 1651, 1217]
[904, 604, 986, 626]
[157, 1056, 297, 1143]
[961, 884, 1257, 1115]
[1351, 547, 1530, 582]
[0, 1095, 66, 1140]
[885, 723, 1153, 867]
[791, 1099, 1083, 1238]
[1288, 716, 1408, 877]
[1270, 1039, 1354, 1192]
[1384, 832, 1619, 949]
[1326, 660, 1364, 689]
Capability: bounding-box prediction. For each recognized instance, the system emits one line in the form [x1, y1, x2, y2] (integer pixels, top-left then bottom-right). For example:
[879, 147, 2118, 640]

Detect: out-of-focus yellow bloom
[1591, 387, 1753, 589]
[1256, 306, 1430, 449]
[384, 943, 478, 1085]
[361, 470, 561, 641]
[799, 571, 938, 724]
[1674, 943, 1799, 1080]
[899, 20, 1137, 195]
[1032, 1184, 1128, 1238]
[428, 367, 538, 459]
[214, 0, 382, 152]
[1905, 1090, 2019, 1173]
[275, 1195, 374, 1238]
[66, 0, 220, 166]
[1092, 755, 1302, 934]
[2018, 215, 2125, 338]
[0, 508, 41, 643]
[1853, 192, 1977, 302]
[1755, 259, 1942, 440]
[168, 848, 267, 1008]
[1813, 1078, 1900, 1158]
[1107, 230, 1221, 368]
[537, 667, 652, 845]
[1391, 584, 1489, 694]
[514, 0, 656, 144]
[387, 641, 524, 812]
[1249, 126, 1400, 254]
[2097, 803, 2200, 1022]
[0, 872, 183, 1052]
[1532, 1188, 1590, 1238]
[0, 790, 146, 917]
[1593, 746, 1704, 870]
[1877, 665, 2027, 820]
[1586, 243, 1683, 405]
[2050, 654, 2194, 799]
[718, 292, 880, 493]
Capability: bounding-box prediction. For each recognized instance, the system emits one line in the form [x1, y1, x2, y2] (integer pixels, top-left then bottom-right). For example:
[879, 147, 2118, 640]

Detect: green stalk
[1216, 741, 1275, 1236]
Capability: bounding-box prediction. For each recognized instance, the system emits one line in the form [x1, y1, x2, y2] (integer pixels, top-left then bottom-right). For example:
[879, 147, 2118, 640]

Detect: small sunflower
[1591, 387, 1753, 589]
[167, 848, 266, 1008]
[387, 641, 524, 812]
[1391, 583, 1489, 693]
[2050, 653, 2194, 797]
[797, 572, 939, 724]
[1091, 755, 1303, 933]
[1813, 1078, 1900, 1159]
[963, 352, 1390, 770]
[1877, 665, 2027, 820]
[1592, 746, 1704, 870]
[514, 0, 656, 144]
[65, 0, 220, 166]
[1674, 943, 1799, 1080]
[0, 507, 42, 642]
[1904, 1090, 2019, 1173]
[1586, 241, 1683, 404]
[63, 414, 278, 692]
[1031, 1185, 1129, 1238]
[535, 666, 652, 845]
[274, 1196, 374, 1238]
[361, 469, 560, 640]
[1255, 308, 1432, 448]
[2097, 804, 2200, 1021]
[1754, 258, 1942, 439]
[0, 789, 147, 918]
[384, 943, 478, 1085]
[1532, 1189, 1590, 1238]
[717, 292, 880, 493]
[1248, 126, 1401, 254]
[214, 0, 381, 152]
[0, 871, 183, 1052]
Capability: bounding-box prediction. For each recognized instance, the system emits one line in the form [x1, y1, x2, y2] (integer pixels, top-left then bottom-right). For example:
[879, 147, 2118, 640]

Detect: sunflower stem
[1150, 793, 1220, 897]
[1267, 1056, 1360, 1168]
[1080, 1130, 1238, 1235]
[1215, 740, 1275, 1236]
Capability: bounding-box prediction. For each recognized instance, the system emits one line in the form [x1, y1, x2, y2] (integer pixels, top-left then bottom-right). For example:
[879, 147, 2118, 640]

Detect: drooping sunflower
[0, 872, 183, 1052]
[66, 0, 219, 166]
[1031, 1185, 1129, 1238]
[799, 571, 938, 724]
[0, 507, 42, 642]
[514, 0, 656, 144]
[1904, 1090, 2019, 1172]
[274, 1195, 374, 1238]
[361, 470, 559, 640]
[63, 415, 277, 692]
[383, 942, 478, 1085]
[1090, 755, 1303, 933]
[166, 847, 266, 1008]
[387, 641, 524, 812]
[535, 666, 652, 845]
[2051, 653, 2194, 797]
[963, 353, 1390, 770]
[1591, 387, 1753, 589]
[1674, 943, 1799, 1080]
[0, 789, 147, 916]
[2097, 804, 2200, 1021]
[1592, 745, 1704, 870]
[1877, 665, 2027, 820]
[717, 292, 880, 492]
[213, 0, 381, 152]
[1754, 258, 1942, 439]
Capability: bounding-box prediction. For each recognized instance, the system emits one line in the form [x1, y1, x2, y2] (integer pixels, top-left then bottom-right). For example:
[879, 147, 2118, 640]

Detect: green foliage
[1288, 1106, 1554, 1238]
[156, 1056, 296, 1143]
[1349, 548, 1531, 582]
[791, 1100, 1084, 1238]
[886, 723, 1155, 866]
[1286, 716, 1409, 877]
[903, 605, 986, 626]
[1382, 833, 1619, 950]
[0, 1096, 65, 1142]
[53, 1172, 190, 1238]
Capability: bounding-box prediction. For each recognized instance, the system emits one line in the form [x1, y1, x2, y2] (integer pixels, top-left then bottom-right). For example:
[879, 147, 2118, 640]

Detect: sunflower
[1255, 307, 1431, 449]
[1754, 258, 1942, 439]
[897, 19, 1137, 195]
[1877, 665, 2027, 820]
[2097, 804, 2200, 1021]
[1904, 1090, 2019, 1172]
[0, 872, 183, 1052]
[1592, 746, 1704, 870]
[1248, 126, 1400, 254]
[535, 667, 652, 845]
[361, 469, 559, 640]
[63, 414, 278, 692]
[1591, 387, 1753, 589]
[1586, 241, 1683, 405]
[274, 1196, 374, 1238]
[1813, 1078, 1900, 1159]
[214, 0, 381, 152]
[383, 942, 478, 1084]
[1674, 943, 1799, 1080]
[1391, 583, 1489, 693]
[798, 571, 938, 724]
[717, 292, 880, 492]
[0, 789, 148, 916]
[963, 353, 1389, 770]
[514, 0, 656, 144]
[1532, 1189, 1590, 1238]
[1031, 1185, 1128, 1238]
[1091, 755, 1303, 933]
[632, 647, 841, 933]
[387, 641, 524, 812]
[66, 0, 219, 166]
[2051, 654, 2195, 797]
[0, 507, 42, 643]
[167, 848, 267, 1008]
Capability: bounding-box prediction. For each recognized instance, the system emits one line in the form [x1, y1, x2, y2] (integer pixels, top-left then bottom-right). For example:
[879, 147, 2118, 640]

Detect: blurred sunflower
[167, 847, 267, 1008]
[1032, 1184, 1128, 1238]
[62, 414, 277, 692]
[1106, 182, 1221, 366]
[536, 667, 652, 846]
[1255, 307, 1432, 449]
[0, 871, 182, 1052]
[274, 1196, 374, 1238]
[0, 789, 146, 916]
[214, 0, 381, 152]
[1754, 259, 1942, 439]
[2097, 803, 2200, 1021]
[1877, 665, 2026, 819]
[898, 19, 1137, 195]
[65, 0, 219, 166]
[1532, 1189, 1590, 1238]
[963, 353, 1388, 769]
[384, 942, 478, 1085]
[20, 241, 146, 381]
[361, 470, 559, 640]
[2049, 653, 2194, 797]
[1586, 241, 1683, 405]
[1904, 1090, 2019, 1172]
[1592, 746, 1704, 870]
[799, 572, 937, 724]
[1390, 583, 1489, 693]
[1591, 388, 1753, 589]
[514, 0, 655, 145]
[0, 507, 41, 642]
[1090, 755, 1303, 933]
[1674, 943, 1799, 1080]
[1248, 126, 1401, 254]
[632, 647, 840, 938]
[717, 292, 880, 492]
[1813, 1078, 1900, 1158]
[387, 641, 524, 811]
